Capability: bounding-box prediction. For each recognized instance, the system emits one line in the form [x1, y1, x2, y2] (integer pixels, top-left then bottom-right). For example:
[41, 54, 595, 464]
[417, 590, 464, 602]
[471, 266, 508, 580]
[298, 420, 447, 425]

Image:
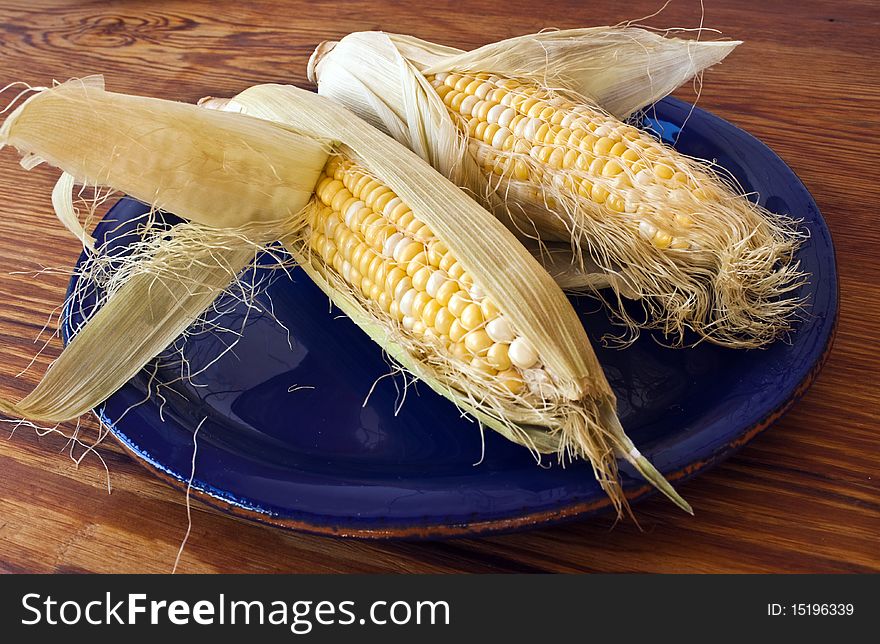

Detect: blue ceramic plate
[62, 97, 837, 538]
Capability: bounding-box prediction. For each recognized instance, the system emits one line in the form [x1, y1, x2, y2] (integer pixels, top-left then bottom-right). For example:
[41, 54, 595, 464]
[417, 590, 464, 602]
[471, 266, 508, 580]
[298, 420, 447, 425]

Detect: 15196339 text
[768, 604, 854, 616]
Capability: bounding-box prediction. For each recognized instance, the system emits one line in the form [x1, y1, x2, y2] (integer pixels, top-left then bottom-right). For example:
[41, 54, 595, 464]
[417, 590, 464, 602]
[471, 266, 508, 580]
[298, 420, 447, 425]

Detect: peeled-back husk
[0, 77, 328, 422]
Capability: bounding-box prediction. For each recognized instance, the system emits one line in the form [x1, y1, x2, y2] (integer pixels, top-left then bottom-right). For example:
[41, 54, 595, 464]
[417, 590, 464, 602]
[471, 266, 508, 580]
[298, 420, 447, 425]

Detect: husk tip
[601, 406, 692, 514]
[631, 452, 692, 514]
[197, 95, 231, 110]
[704, 38, 743, 60]
[307, 40, 338, 84]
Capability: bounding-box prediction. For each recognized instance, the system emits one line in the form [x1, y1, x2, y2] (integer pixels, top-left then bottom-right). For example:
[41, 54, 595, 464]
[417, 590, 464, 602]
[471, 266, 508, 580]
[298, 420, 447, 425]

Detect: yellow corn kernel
[602, 160, 624, 177]
[480, 298, 499, 320]
[411, 265, 431, 292]
[377, 291, 391, 313]
[405, 217, 425, 236]
[316, 178, 342, 204]
[470, 356, 496, 376]
[562, 149, 579, 169]
[385, 266, 407, 295]
[447, 291, 469, 317]
[460, 303, 484, 330]
[497, 369, 524, 395]
[411, 319, 426, 336]
[321, 239, 337, 266]
[359, 249, 377, 277]
[330, 188, 353, 213]
[434, 84, 453, 100]
[443, 73, 462, 88]
[411, 222, 432, 242]
[594, 136, 615, 156]
[606, 195, 625, 212]
[435, 279, 458, 306]
[450, 341, 470, 362]
[397, 210, 416, 230]
[486, 342, 512, 371]
[397, 241, 423, 265]
[454, 76, 471, 92]
[652, 229, 673, 249]
[434, 307, 455, 336]
[609, 141, 628, 157]
[439, 252, 457, 273]
[411, 291, 432, 318]
[463, 79, 482, 96]
[654, 163, 675, 180]
[406, 251, 428, 276]
[591, 183, 609, 204]
[449, 319, 466, 343]
[387, 200, 410, 221]
[447, 261, 465, 281]
[421, 299, 442, 328]
[464, 329, 493, 356]
[371, 260, 388, 288]
[675, 213, 694, 227]
[426, 239, 446, 267]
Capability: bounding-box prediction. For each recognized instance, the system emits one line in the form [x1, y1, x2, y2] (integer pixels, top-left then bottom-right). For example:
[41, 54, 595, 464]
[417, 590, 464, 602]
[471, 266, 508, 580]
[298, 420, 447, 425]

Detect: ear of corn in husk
[0, 78, 689, 514]
[308, 27, 806, 347]
[204, 84, 690, 512]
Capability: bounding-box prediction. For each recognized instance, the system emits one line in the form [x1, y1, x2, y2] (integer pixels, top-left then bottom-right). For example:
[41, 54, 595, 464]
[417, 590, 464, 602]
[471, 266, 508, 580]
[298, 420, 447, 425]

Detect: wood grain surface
[0, 0, 877, 573]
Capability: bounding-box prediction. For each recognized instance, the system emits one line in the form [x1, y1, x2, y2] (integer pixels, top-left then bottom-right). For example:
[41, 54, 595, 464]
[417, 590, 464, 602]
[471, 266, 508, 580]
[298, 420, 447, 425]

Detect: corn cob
[308, 29, 806, 347]
[0, 79, 689, 514]
[310, 155, 537, 386]
[430, 71, 696, 249]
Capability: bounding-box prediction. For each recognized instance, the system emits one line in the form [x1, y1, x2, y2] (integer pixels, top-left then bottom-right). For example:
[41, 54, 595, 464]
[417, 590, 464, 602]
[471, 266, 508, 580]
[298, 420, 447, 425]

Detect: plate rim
[98, 337, 834, 539]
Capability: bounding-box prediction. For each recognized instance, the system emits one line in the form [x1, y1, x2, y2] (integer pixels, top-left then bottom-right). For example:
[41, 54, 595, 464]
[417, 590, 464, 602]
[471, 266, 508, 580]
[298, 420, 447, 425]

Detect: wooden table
[0, 0, 876, 574]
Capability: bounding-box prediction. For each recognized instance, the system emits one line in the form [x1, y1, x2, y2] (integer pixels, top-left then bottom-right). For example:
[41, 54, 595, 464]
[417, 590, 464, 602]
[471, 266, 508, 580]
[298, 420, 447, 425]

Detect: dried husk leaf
[396, 29, 739, 119]
[0, 78, 327, 421]
[0, 235, 256, 422]
[51, 171, 95, 251]
[0, 77, 329, 229]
